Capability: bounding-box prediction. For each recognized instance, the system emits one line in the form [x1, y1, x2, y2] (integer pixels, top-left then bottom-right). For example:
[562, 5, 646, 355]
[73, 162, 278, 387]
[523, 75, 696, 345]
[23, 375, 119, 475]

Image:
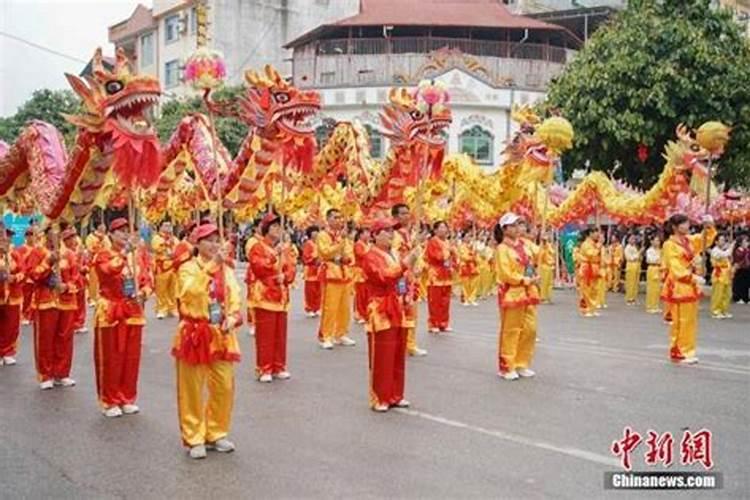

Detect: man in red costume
[92, 218, 150, 417]
[0, 229, 25, 365]
[425, 221, 455, 333]
[27, 226, 78, 389]
[301, 225, 321, 317]
[248, 214, 296, 382]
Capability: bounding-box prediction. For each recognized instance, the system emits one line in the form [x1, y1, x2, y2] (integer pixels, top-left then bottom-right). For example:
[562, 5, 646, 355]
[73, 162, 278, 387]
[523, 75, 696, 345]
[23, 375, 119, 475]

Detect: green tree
[156, 85, 248, 157]
[0, 89, 81, 147]
[544, 0, 750, 188]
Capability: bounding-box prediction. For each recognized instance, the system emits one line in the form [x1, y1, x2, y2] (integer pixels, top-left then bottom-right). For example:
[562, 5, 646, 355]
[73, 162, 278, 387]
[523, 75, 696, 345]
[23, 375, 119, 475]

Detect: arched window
[364, 124, 384, 159]
[459, 125, 493, 165]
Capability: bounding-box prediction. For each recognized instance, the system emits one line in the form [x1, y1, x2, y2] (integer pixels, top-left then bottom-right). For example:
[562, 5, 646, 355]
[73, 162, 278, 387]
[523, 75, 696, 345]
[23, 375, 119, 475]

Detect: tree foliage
[544, 0, 750, 188]
[0, 89, 81, 147]
[156, 85, 248, 157]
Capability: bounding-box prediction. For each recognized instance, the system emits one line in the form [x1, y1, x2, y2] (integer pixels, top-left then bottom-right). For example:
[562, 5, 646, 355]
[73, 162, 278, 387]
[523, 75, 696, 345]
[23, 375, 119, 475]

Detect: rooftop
[285, 0, 579, 48]
[108, 4, 156, 43]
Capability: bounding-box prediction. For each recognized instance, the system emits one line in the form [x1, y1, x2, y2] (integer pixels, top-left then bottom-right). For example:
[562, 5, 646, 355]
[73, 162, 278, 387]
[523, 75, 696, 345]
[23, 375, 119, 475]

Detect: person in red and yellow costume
[426, 220, 455, 333]
[597, 241, 610, 309]
[244, 224, 262, 335]
[0, 229, 25, 365]
[27, 226, 78, 390]
[173, 223, 242, 459]
[623, 233, 642, 305]
[458, 232, 480, 306]
[85, 223, 111, 307]
[392, 203, 427, 357]
[249, 214, 296, 382]
[362, 217, 420, 412]
[301, 225, 321, 317]
[18, 228, 37, 324]
[608, 238, 624, 292]
[61, 228, 89, 334]
[709, 233, 733, 319]
[661, 214, 716, 364]
[317, 208, 356, 349]
[91, 219, 150, 418]
[538, 231, 556, 304]
[151, 221, 178, 319]
[173, 222, 196, 273]
[353, 226, 372, 324]
[494, 213, 540, 381]
[576, 227, 604, 317]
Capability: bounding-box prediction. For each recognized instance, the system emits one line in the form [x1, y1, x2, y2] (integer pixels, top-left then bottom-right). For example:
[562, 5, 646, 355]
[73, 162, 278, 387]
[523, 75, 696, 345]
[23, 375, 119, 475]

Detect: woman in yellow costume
[458, 231, 480, 306]
[661, 214, 716, 364]
[576, 227, 603, 317]
[597, 240, 609, 309]
[710, 234, 734, 319]
[624, 233, 642, 305]
[644, 234, 663, 313]
[538, 231, 556, 304]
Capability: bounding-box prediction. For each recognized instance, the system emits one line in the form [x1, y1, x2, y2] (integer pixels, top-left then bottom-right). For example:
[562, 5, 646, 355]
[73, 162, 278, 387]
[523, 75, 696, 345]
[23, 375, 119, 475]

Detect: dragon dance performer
[0, 229, 25, 366]
[362, 217, 419, 412]
[645, 235, 663, 313]
[353, 226, 372, 324]
[495, 213, 539, 381]
[477, 232, 495, 299]
[538, 231, 556, 304]
[151, 221, 178, 319]
[426, 221, 455, 333]
[597, 242, 609, 309]
[710, 234, 734, 319]
[244, 224, 261, 335]
[577, 227, 604, 317]
[608, 237, 624, 292]
[624, 234, 642, 305]
[17, 228, 37, 324]
[84, 223, 111, 307]
[173, 223, 242, 459]
[249, 214, 296, 382]
[92, 218, 149, 418]
[27, 226, 78, 390]
[458, 233, 480, 306]
[301, 225, 321, 317]
[317, 208, 356, 349]
[62, 227, 89, 334]
[392, 204, 427, 357]
[661, 214, 716, 364]
[173, 222, 196, 272]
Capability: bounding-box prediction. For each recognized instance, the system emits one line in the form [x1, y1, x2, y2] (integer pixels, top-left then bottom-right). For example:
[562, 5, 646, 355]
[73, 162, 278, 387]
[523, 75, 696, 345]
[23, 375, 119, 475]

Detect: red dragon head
[380, 86, 452, 149]
[64, 47, 161, 188]
[240, 65, 321, 138]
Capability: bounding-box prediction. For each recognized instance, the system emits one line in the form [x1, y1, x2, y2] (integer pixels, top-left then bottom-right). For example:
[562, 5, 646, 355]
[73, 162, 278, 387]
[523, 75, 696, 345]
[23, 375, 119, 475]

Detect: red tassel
[107, 122, 163, 189]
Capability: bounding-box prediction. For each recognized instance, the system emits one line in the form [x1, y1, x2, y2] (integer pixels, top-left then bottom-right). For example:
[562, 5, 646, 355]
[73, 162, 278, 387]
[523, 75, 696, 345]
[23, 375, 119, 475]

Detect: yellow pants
[498, 306, 537, 373]
[88, 272, 99, 304]
[669, 301, 698, 360]
[597, 273, 608, 308]
[608, 266, 620, 291]
[645, 266, 661, 313]
[710, 282, 731, 315]
[624, 262, 640, 303]
[461, 275, 479, 304]
[155, 270, 177, 315]
[540, 265, 553, 302]
[578, 281, 599, 314]
[319, 282, 352, 342]
[176, 359, 235, 447]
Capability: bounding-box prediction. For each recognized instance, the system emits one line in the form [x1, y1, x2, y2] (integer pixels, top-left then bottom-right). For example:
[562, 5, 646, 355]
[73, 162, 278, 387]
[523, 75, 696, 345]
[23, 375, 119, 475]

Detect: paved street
[1, 281, 748, 499]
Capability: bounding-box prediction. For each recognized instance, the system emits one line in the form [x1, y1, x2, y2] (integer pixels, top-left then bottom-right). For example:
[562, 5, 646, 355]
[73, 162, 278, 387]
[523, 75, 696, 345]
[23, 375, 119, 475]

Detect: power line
[0, 30, 89, 65]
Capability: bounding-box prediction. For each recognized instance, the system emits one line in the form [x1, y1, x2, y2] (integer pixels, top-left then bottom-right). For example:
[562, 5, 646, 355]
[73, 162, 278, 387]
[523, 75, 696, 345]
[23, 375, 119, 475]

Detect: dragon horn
[265, 65, 282, 84]
[675, 123, 693, 143]
[64, 74, 98, 112]
[114, 47, 131, 75]
[92, 47, 112, 83]
[244, 69, 260, 86]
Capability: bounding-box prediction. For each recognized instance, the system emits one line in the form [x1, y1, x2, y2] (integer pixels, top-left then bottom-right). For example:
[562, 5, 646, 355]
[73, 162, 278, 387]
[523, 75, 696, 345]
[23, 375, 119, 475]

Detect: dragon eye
[410, 110, 423, 120]
[273, 92, 290, 103]
[690, 144, 700, 152]
[105, 80, 124, 95]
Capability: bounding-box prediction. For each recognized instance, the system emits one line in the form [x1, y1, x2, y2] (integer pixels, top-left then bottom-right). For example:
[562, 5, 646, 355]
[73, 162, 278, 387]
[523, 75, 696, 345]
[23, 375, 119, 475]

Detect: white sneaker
[314, 311, 321, 317]
[409, 348, 428, 357]
[57, 377, 76, 387]
[189, 444, 207, 459]
[443, 326, 453, 332]
[338, 336, 356, 346]
[517, 368, 536, 378]
[207, 438, 235, 453]
[356, 318, 366, 324]
[471, 302, 479, 307]
[121, 404, 140, 415]
[393, 399, 410, 408]
[156, 313, 166, 320]
[274, 371, 291, 380]
[258, 373, 273, 383]
[499, 371, 520, 381]
[102, 406, 123, 418]
[723, 313, 733, 319]
[75, 327, 88, 334]
[679, 357, 699, 365]
[428, 328, 439, 333]
[2, 356, 16, 366]
[305, 311, 316, 318]
[21, 319, 31, 326]
[319, 340, 334, 350]
[592, 311, 601, 317]
[738, 300, 745, 304]
[39, 380, 54, 390]
[372, 404, 389, 412]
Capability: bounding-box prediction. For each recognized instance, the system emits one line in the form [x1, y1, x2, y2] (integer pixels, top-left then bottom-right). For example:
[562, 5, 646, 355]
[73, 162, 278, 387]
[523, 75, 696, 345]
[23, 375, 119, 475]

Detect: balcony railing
[315, 37, 568, 64]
